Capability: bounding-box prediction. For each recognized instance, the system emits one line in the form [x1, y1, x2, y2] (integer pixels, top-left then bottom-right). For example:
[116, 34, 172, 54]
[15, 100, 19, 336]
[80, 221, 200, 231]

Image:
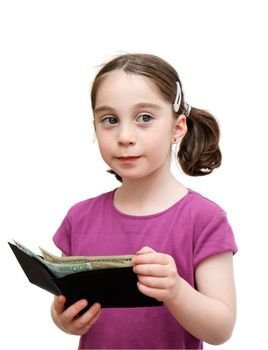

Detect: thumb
[54, 295, 66, 314]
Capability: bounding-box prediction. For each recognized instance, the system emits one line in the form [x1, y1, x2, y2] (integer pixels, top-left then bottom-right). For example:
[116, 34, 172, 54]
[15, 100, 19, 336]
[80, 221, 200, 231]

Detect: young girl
[51, 53, 237, 349]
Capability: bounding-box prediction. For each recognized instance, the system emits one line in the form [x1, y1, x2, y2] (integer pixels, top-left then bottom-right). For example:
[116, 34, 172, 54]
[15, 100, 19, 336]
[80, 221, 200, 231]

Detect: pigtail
[178, 107, 222, 176]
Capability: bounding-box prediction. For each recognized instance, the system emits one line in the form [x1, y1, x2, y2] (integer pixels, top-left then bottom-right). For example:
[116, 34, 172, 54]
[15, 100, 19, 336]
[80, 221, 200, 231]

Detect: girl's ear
[172, 114, 187, 144]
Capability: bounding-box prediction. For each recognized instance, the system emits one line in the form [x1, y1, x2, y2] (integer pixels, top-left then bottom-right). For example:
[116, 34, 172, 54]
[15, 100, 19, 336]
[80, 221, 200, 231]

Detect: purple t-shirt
[53, 189, 237, 349]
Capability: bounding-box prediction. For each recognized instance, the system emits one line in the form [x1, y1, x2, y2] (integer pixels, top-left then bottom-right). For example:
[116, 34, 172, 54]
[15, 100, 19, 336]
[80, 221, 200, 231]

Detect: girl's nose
[117, 125, 136, 145]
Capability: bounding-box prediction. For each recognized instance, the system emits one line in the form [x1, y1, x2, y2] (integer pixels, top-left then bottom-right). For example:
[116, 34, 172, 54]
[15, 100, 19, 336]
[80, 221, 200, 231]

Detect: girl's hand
[132, 246, 180, 302]
[51, 295, 101, 336]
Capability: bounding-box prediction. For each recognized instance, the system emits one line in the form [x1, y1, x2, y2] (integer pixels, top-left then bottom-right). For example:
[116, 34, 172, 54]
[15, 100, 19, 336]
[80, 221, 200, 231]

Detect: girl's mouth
[116, 156, 141, 163]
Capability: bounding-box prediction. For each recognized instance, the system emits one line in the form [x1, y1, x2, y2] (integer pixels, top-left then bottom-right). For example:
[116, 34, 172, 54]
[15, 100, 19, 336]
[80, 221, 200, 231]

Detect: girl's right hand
[51, 295, 101, 336]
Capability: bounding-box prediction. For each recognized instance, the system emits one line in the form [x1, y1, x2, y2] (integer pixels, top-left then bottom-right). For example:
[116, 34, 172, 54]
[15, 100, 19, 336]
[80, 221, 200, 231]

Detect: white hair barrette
[173, 81, 182, 113]
[173, 81, 191, 117]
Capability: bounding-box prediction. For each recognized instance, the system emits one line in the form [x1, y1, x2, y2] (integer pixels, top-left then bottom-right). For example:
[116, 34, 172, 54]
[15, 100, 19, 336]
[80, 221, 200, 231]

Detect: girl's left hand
[132, 246, 180, 302]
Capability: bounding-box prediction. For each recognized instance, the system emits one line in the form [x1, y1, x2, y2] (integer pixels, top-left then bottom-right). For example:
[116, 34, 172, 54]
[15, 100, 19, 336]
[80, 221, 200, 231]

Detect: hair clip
[173, 81, 191, 117]
[173, 81, 182, 113]
[183, 101, 191, 117]
[173, 81, 181, 113]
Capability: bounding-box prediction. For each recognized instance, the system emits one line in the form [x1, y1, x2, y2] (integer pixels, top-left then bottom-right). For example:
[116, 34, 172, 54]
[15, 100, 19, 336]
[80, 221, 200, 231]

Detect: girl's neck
[113, 170, 188, 216]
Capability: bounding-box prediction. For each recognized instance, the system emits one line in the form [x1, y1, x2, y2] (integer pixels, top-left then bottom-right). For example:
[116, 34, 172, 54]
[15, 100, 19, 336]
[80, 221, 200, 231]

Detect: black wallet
[9, 242, 163, 312]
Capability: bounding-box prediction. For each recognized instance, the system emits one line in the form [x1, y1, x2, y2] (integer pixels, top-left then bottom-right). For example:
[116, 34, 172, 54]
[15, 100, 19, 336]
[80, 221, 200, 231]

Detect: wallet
[9, 242, 163, 313]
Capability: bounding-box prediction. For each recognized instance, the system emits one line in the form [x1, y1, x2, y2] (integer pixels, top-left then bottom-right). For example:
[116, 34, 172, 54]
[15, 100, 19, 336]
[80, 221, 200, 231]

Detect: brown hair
[91, 53, 221, 181]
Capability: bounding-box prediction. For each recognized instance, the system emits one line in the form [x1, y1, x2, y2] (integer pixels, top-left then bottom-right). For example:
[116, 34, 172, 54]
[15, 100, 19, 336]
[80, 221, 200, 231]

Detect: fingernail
[81, 299, 88, 308]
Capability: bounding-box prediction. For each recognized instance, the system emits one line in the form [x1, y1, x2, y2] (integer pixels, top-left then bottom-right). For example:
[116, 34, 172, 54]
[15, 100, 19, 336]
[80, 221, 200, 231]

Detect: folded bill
[39, 247, 133, 269]
[12, 239, 133, 278]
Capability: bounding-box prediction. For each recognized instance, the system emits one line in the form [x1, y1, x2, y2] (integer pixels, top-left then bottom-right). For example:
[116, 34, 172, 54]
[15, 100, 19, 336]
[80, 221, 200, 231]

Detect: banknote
[12, 239, 133, 278]
[39, 247, 134, 269]
[12, 239, 93, 277]
[39, 260, 92, 278]
[12, 239, 36, 258]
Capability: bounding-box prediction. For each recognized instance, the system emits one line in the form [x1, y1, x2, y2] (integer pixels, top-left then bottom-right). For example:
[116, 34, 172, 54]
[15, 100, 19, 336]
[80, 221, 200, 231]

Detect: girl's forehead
[95, 70, 164, 102]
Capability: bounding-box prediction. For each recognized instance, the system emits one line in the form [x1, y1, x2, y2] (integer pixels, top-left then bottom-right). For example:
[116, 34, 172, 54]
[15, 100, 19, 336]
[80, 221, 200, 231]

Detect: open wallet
[8, 242, 163, 313]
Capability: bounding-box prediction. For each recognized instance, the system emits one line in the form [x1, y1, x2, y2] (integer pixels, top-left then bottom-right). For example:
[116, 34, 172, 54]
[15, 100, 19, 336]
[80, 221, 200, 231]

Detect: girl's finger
[62, 299, 88, 321]
[133, 263, 170, 276]
[133, 252, 171, 265]
[137, 275, 173, 289]
[136, 246, 155, 255]
[137, 282, 165, 301]
[87, 307, 102, 328]
[73, 308, 102, 336]
[79, 306, 101, 329]
[75, 303, 101, 326]
[53, 295, 66, 314]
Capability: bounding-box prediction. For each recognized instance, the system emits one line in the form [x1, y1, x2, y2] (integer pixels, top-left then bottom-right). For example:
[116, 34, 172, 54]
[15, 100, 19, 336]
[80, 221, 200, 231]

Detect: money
[12, 239, 93, 278]
[12, 239, 36, 258]
[39, 260, 93, 278]
[39, 247, 133, 270]
[12, 239, 133, 278]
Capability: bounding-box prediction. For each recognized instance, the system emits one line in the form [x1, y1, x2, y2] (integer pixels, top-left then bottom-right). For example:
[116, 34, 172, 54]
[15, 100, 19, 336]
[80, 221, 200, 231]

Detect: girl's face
[93, 71, 186, 182]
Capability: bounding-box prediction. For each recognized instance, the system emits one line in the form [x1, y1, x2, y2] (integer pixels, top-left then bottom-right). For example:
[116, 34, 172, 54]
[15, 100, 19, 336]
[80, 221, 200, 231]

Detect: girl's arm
[132, 247, 236, 345]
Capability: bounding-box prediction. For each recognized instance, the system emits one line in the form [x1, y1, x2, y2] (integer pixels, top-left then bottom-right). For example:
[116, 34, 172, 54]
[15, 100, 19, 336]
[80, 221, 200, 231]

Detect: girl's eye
[101, 116, 118, 125]
[137, 114, 153, 123]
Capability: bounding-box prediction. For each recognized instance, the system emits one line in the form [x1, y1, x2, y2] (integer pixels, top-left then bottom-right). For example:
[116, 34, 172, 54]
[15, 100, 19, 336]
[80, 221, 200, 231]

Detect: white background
[1, 0, 267, 349]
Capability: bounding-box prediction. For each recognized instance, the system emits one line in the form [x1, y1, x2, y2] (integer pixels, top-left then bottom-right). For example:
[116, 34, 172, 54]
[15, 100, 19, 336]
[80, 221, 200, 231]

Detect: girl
[51, 53, 237, 349]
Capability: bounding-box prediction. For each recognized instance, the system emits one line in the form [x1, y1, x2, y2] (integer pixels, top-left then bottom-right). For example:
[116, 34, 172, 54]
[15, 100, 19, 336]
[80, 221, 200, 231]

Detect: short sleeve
[193, 210, 238, 269]
[53, 215, 71, 256]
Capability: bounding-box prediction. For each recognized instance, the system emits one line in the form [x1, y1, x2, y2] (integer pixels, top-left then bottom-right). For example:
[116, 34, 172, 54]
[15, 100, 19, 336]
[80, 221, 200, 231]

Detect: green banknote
[12, 239, 133, 278]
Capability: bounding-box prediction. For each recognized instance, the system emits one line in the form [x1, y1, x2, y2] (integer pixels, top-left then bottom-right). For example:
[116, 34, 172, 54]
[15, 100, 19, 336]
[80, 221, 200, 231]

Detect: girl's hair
[91, 53, 221, 182]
